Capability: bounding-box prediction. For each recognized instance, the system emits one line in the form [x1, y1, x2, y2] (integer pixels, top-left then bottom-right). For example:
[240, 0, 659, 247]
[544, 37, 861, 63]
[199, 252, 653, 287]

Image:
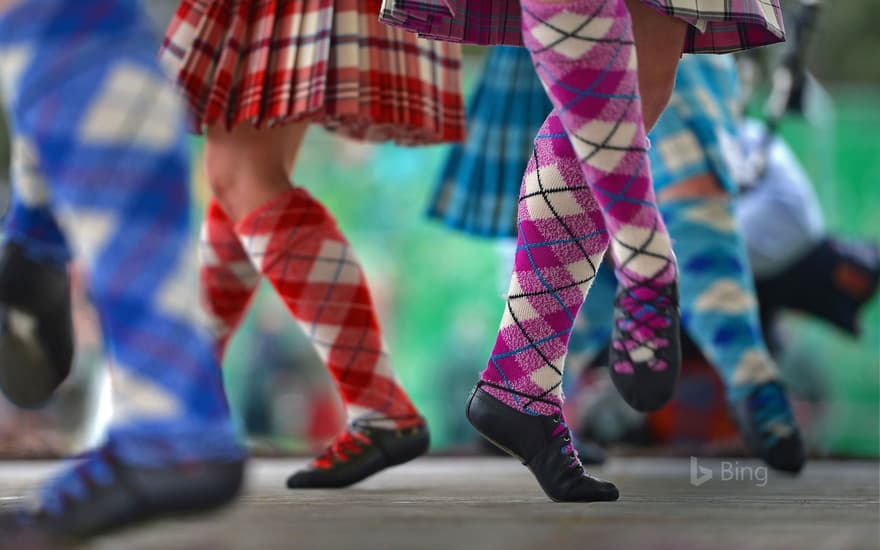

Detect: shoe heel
[385, 426, 430, 467]
[466, 386, 528, 463]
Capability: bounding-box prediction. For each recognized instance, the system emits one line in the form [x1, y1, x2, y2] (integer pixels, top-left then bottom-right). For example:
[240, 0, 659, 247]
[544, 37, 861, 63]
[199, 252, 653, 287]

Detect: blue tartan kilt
[648, 54, 742, 195]
[427, 46, 549, 238]
[428, 51, 744, 237]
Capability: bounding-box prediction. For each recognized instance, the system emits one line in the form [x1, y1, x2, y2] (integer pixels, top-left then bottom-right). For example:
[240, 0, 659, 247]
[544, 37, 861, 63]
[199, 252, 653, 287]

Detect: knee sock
[661, 197, 778, 402]
[234, 187, 421, 428]
[0, 0, 242, 464]
[198, 199, 261, 355]
[520, 0, 676, 291]
[481, 113, 609, 416]
[3, 159, 71, 267]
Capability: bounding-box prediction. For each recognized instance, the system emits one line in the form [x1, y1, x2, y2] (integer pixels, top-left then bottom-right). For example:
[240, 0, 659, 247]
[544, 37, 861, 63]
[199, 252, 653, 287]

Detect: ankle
[350, 411, 424, 430]
[477, 380, 563, 417]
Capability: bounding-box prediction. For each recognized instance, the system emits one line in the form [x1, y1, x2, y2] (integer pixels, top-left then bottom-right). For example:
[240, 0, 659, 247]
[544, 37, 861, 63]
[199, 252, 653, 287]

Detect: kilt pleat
[380, 0, 785, 54]
[428, 46, 550, 238]
[160, 0, 465, 144]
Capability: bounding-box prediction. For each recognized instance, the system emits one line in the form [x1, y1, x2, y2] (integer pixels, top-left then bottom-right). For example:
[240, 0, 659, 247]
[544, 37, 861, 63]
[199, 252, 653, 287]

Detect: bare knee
[625, 0, 688, 130]
[639, 68, 677, 130]
[203, 123, 304, 222]
[203, 139, 267, 214]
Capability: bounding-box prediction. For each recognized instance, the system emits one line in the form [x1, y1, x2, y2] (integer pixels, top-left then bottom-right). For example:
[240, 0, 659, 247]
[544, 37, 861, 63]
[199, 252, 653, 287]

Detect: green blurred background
[219, 63, 879, 455]
[0, 0, 876, 458]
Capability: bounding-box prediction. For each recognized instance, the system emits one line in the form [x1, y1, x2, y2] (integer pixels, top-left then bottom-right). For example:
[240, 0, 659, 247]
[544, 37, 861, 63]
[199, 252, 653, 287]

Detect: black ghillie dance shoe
[608, 265, 681, 412]
[0, 441, 245, 547]
[0, 242, 74, 408]
[287, 418, 429, 489]
[466, 382, 618, 503]
[733, 381, 806, 474]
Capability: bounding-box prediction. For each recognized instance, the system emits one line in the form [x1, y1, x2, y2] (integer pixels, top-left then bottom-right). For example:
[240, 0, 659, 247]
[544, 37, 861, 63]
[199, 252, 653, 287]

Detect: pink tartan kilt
[380, 0, 785, 54]
[160, 0, 465, 144]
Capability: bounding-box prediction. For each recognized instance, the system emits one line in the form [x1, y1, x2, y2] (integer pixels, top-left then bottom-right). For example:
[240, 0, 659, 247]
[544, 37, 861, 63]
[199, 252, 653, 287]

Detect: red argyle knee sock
[199, 199, 261, 356]
[234, 187, 421, 428]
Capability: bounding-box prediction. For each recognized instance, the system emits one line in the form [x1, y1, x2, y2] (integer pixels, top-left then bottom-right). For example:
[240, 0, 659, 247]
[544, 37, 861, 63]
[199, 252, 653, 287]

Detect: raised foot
[0, 242, 74, 409]
[733, 381, 806, 474]
[466, 383, 618, 503]
[0, 445, 245, 545]
[608, 277, 681, 412]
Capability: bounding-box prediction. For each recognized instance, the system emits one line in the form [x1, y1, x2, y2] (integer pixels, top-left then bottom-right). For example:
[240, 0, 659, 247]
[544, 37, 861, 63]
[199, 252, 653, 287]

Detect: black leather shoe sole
[0, 243, 74, 408]
[466, 384, 618, 503]
[287, 423, 430, 489]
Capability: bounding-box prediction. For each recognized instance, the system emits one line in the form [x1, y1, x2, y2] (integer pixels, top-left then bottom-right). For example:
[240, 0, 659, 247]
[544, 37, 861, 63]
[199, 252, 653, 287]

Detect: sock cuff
[233, 186, 324, 237]
[203, 199, 236, 247]
[200, 198, 253, 267]
[205, 198, 233, 226]
[1, 234, 71, 267]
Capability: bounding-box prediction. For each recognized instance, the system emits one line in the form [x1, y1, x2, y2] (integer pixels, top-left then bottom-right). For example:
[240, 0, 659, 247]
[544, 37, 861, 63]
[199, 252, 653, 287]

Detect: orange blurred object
[646, 356, 740, 446]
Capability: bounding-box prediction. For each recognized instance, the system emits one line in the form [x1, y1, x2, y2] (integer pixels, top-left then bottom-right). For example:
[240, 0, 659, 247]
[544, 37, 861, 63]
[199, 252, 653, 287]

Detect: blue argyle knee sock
[0, 0, 241, 464]
[660, 197, 778, 402]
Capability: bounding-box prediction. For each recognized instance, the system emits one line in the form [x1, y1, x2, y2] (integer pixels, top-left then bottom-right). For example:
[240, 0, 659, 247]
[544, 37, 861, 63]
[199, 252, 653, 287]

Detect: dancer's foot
[732, 381, 805, 473]
[479, 432, 606, 465]
[0, 242, 74, 408]
[466, 383, 618, 503]
[287, 419, 429, 489]
[608, 271, 681, 412]
[0, 440, 245, 545]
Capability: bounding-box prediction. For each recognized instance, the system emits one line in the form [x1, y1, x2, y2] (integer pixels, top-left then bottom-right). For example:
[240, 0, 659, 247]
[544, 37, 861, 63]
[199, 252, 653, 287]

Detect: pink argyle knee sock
[520, 0, 676, 291]
[481, 113, 609, 416]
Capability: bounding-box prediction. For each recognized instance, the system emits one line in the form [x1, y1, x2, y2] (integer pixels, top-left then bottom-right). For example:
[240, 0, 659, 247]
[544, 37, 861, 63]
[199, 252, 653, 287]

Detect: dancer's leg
[623, 0, 687, 130]
[479, 113, 609, 416]
[0, 0, 244, 540]
[204, 122, 427, 488]
[660, 184, 805, 473]
[520, 0, 684, 410]
[198, 199, 261, 355]
[468, 112, 619, 502]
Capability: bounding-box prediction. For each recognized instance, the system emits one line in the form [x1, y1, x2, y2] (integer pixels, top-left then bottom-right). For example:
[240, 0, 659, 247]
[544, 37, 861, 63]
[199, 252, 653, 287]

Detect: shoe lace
[312, 429, 372, 469]
[37, 446, 117, 518]
[612, 266, 675, 368]
[748, 383, 796, 446]
[551, 414, 584, 472]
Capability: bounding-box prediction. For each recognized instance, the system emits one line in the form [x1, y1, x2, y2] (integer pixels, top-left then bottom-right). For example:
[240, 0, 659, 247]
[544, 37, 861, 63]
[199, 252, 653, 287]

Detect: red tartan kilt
[160, 0, 465, 144]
